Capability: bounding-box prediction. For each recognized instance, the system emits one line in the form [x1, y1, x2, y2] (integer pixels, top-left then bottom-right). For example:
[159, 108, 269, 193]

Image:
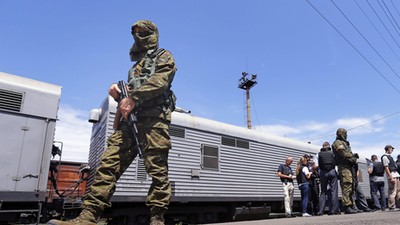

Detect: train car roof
[171, 111, 320, 154]
[0, 72, 62, 119]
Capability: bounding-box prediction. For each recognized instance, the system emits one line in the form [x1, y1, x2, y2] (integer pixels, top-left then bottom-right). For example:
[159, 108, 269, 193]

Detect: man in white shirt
[381, 145, 400, 211]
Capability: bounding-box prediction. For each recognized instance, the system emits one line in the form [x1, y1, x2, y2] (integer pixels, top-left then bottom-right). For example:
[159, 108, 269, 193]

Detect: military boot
[47, 209, 99, 225]
[150, 214, 165, 225]
[344, 206, 358, 214]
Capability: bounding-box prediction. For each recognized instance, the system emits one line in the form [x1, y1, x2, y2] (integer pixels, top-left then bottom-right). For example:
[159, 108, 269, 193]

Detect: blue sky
[2, 0, 400, 162]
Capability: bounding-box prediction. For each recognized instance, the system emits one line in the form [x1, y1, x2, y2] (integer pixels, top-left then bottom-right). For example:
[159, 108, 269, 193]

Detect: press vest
[318, 150, 335, 171]
[370, 161, 384, 177]
[332, 140, 351, 166]
[381, 154, 398, 173]
[296, 165, 308, 184]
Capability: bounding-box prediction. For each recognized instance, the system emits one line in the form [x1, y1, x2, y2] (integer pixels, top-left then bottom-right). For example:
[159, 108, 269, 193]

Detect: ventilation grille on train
[137, 158, 147, 181]
[221, 136, 250, 149]
[0, 89, 24, 112]
[170, 126, 185, 138]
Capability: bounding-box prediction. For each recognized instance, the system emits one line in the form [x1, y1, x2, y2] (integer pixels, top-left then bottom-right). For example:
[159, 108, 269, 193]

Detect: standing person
[315, 142, 339, 216]
[396, 154, 400, 171]
[296, 156, 312, 217]
[353, 164, 372, 212]
[381, 145, 400, 211]
[277, 157, 296, 218]
[48, 20, 177, 225]
[368, 154, 386, 211]
[305, 154, 319, 216]
[332, 128, 358, 214]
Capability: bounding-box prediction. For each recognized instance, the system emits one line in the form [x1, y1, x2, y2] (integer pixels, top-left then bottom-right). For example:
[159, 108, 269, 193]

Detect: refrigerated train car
[0, 72, 61, 224]
[88, 97, 372, 224]
[0, 72, 372, 224]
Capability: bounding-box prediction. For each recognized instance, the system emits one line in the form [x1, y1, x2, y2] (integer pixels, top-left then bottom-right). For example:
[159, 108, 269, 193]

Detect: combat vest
[296, 165, 308, 184]
[370, 161, 384, 177]
[279, 164, 293, 183]
[318, 150, 335, 171]
[128, 48, 176, 112]
[381, 154, 399, 173]
[332, 140, 352, 166]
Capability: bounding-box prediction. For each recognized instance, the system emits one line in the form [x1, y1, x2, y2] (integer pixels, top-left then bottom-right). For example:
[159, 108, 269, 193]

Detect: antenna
[238, 72, 257, 129]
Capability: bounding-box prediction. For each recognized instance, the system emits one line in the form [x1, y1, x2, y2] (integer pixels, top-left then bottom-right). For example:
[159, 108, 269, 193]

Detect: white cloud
[254, 115, 389, 152]
[53, 104, 92, 163]
[335, 116, 384, 135]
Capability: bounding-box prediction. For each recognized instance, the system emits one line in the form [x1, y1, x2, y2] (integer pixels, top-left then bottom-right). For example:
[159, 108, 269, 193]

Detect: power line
[377, 0, 400, 38]
[354, 0, 400, 61]
[331, 0, 400, 80]
[306, 0, 400, 94]
[390, 0, 400, 19]
[307, 110, 400, 142]
[366, 0, 400, 49]
[382, 0, 400, 33]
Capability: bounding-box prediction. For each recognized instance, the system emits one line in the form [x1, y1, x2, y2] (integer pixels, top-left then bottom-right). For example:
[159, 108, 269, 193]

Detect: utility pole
[238, 72, 257, 129]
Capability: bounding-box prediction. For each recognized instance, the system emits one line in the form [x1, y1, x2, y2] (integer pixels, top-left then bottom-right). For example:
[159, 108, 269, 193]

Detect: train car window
[170, 126, 186, 138]
[201, 144, 219, 170]
[0, 89, 24, 112]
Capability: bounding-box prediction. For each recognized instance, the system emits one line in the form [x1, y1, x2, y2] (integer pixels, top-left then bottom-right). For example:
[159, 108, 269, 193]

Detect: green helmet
[129, 20, 159, 61]
[336, 128, 347, 141]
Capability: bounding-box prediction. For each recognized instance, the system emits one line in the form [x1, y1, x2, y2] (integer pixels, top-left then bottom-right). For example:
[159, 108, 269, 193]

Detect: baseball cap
[385, 145, 395, 150]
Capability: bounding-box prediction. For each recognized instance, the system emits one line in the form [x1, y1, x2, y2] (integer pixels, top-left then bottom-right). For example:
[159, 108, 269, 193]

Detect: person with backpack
[381, 145, 400, 211]
[368, 154, 386, 211]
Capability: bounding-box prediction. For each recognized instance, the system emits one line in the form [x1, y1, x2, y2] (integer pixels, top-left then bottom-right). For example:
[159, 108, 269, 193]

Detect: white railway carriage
[0, 72, 61, 223]
[88, 97, 372, 224]
[0, 73, 372, 224]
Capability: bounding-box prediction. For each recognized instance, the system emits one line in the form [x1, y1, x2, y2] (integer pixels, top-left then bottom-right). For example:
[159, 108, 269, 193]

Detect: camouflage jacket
[128, 48, 176, 128]
[332, 139, 357, 166]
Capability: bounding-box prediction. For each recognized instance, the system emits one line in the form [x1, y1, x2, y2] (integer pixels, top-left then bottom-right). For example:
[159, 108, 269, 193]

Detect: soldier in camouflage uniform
[48, 20, 176, 225]
[331, 128, 359, 214]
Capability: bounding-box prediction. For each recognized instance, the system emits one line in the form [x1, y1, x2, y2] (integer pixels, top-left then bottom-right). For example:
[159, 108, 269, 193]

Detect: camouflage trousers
[338, 166, 355, 207]
[83, 121, 171, 215]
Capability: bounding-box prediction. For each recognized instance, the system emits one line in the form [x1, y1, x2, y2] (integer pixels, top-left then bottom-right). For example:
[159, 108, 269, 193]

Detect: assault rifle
[117, 80, 143, 158]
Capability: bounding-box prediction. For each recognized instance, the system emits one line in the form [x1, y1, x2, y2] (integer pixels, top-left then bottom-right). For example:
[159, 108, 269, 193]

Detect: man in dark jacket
[315, 142, 339, 215]
[368, 154, 386, 211]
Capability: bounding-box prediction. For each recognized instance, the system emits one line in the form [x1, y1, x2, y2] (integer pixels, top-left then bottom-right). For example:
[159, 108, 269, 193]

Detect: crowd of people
[277, 128, 400, 217]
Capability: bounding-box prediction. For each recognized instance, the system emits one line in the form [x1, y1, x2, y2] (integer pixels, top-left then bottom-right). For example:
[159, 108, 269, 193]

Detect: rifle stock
[117, 80, 143, 158]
